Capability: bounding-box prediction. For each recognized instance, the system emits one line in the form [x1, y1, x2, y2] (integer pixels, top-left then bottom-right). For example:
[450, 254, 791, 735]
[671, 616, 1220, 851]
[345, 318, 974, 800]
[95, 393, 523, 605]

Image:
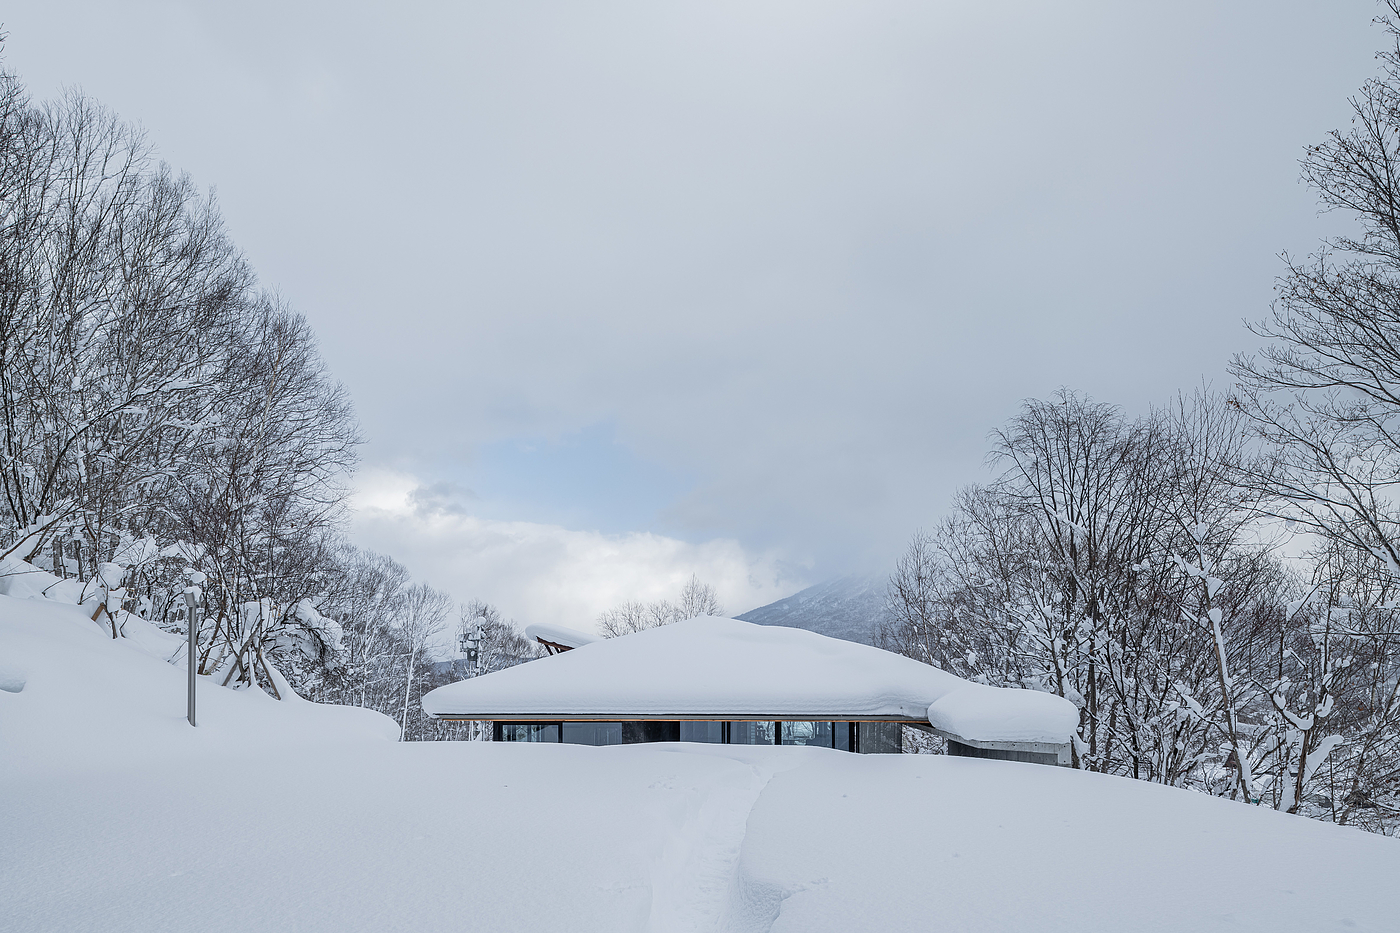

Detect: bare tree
[1231, 0, 1400, 581]
[460, 600, 544, 674]
[0, 85, 250, 562]
[0, 64, 356, 689]
[596, 600, 658, 638]
[416, 600, 543, 742]
[597, 574, 724, 637]
[1216, 4, 1400, 828]
[395, 583, 453, 740]
[313, 548, 411, 710]
[677, 574, 724, 618]
[883, 390, 1282, 787]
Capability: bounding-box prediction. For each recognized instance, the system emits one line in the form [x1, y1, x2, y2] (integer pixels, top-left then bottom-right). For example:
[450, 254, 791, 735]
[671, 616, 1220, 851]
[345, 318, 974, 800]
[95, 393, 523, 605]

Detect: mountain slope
[737, 575, 887, 646]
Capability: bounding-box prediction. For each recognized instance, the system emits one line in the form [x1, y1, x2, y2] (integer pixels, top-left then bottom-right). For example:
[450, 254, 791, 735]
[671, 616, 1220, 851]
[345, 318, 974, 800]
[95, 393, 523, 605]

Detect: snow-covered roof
[523, 623, 599, 650]
[422, 617, 1078, 745]
[928, 682, 1079, 746]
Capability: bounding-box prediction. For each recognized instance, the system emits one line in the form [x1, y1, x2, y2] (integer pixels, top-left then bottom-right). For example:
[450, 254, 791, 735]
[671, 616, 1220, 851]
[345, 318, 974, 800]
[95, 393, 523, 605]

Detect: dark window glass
[728, 721, 776, 745]
[499, 723, 560, 743]
[562, 722, 623, 746]
[679, 721, 725, 744]
[780, 721, 834, 747]
[833, 722, 851, 752]
[621, 721, 680, 743]
[857, 721, 902, 754]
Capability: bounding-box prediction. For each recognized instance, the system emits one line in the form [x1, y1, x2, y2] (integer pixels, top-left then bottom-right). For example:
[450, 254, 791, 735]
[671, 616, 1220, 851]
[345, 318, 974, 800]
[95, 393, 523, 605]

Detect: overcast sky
[4, 1, 1383, 629]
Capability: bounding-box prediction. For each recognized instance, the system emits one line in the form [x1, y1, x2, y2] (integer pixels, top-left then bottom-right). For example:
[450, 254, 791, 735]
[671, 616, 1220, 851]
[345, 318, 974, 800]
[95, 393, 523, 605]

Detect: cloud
[349, 469, 806, 634]
[406, 480, 478, 517]
[6, 0, 1377, 582]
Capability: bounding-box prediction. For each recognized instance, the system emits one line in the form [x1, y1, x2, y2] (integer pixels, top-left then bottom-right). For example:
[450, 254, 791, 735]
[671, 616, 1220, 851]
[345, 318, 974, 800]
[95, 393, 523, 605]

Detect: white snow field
[3, 592, 1399, 933]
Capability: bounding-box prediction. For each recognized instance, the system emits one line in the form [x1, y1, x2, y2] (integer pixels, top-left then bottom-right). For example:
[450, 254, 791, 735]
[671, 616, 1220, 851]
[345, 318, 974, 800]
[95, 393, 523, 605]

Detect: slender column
[187, 603, 197, 726]
[184, 587, 200, 727]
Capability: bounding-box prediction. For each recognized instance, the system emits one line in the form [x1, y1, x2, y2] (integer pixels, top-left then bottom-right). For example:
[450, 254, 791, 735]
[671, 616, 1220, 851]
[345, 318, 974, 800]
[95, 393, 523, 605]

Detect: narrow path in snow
[643, 752, 779, 933]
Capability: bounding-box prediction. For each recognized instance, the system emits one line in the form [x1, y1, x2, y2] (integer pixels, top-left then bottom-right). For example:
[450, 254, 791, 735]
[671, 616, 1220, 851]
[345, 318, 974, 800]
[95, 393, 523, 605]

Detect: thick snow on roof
[928, 682, 1081, 746]
[523, 622, 599, 649]
[422, 616, 1077, 743]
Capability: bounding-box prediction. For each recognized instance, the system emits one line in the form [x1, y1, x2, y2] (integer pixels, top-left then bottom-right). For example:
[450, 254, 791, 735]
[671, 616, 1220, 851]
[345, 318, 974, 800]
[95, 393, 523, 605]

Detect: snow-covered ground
[3, 593, 1398, 932]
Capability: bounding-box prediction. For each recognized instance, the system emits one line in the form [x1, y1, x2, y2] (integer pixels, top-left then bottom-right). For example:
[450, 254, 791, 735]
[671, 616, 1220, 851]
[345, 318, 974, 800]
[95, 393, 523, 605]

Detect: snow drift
[4, 593, 1399, 932]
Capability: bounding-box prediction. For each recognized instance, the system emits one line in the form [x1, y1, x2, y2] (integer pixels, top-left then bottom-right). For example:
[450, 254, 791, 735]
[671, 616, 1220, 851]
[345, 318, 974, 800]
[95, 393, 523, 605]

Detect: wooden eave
[427, 711, 934, 723]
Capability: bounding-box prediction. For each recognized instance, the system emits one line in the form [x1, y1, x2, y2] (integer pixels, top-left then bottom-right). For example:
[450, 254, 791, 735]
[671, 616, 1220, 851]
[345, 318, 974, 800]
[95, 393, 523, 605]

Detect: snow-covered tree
[1231, 0, 1400, 585]
[0, 58, 358, 692]
[881, 391, 1288, 785]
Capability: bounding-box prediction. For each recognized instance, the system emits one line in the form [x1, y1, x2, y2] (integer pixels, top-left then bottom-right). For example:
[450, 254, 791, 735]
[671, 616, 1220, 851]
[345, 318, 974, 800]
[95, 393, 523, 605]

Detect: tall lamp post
[460, 619, 483, 676]
[459, 618, 484, 739]
[183, 583, 202, 727]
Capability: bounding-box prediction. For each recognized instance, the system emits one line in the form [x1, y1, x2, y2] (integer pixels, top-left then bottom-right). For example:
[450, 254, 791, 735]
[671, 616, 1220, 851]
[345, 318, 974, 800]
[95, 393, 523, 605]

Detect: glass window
[857, 721, 903, 754]
[621, 721, 680, 743]
[679, 721, 725, 744]
[562, 722, 623, 746]
[833, 722, 851, 752]
[499, 723, 560, 743]
[728, 721, 776, 745]
[780, 721, 835, 747]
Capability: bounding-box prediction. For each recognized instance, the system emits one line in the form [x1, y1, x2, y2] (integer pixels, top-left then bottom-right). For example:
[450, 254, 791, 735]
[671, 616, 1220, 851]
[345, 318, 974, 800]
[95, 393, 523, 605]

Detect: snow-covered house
[422, 617, 1079, 764]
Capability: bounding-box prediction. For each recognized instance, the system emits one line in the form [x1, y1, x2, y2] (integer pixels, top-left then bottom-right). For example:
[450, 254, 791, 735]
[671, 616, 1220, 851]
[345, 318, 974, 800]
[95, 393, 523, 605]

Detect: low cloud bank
[350, 468, 805, 632]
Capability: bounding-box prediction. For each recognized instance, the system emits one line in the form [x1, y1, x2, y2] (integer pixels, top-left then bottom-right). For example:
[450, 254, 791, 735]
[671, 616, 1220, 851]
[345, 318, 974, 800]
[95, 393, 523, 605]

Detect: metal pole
[184, 589, 199, 727]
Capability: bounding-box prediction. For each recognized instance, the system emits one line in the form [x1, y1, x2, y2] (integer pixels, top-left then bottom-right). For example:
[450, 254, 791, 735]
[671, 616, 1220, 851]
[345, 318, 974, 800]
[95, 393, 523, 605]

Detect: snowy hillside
[3, 592, 1399, 932]
[737, 575, 887, 645]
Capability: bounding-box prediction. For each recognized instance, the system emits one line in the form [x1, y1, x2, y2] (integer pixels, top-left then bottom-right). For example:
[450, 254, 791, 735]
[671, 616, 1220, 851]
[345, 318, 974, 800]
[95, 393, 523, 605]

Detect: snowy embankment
[3, 593, 1398, 933]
